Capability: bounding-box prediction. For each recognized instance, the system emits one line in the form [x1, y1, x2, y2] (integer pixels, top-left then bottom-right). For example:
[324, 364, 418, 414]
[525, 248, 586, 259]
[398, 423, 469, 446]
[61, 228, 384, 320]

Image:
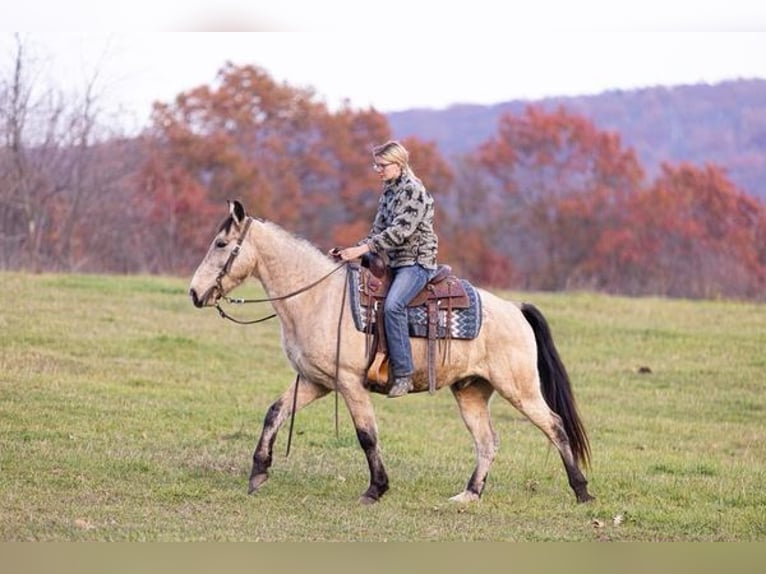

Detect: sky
[4, 2, 766, 134]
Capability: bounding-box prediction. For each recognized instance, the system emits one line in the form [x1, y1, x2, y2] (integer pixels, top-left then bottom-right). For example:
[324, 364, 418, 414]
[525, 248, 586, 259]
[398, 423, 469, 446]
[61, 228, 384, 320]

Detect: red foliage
[592, 163, 766, 298]
[472, 105, 644, 290]
[139, 63, 392, 265]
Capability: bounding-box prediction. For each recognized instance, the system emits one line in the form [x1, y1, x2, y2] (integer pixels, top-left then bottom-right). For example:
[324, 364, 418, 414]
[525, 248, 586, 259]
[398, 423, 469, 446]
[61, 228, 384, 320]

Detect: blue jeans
[384, 264, 433, 379]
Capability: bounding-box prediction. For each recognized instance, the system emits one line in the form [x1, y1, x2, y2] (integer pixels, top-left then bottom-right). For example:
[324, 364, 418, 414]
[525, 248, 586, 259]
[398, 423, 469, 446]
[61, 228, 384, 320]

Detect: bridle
[214, 216, 253, 295]
[212, 216, 346, 324]
[212, 217, 267, 324]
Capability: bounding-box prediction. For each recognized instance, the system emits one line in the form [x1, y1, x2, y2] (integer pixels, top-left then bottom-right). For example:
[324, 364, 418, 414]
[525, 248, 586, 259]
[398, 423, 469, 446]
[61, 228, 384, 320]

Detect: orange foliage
[472, 105, 644, 290]
[592, 163, 766, 298]
[141, 63, 392, 261]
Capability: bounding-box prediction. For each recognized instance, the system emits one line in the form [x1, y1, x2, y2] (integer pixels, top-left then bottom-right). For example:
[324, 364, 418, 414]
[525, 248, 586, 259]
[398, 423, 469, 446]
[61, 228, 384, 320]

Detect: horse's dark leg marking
[552, 423, 594, 503]
[341, 389, 389, 504]
[450, 378, 498, 502]
[248, 400, 282, 491]
[248, 378, 329, 494]
[356, 428, 389, 504]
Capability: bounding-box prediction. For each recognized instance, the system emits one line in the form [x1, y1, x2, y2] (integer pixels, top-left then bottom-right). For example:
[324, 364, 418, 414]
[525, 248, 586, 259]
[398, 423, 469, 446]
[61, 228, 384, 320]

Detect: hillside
[388, 78, 766, 199]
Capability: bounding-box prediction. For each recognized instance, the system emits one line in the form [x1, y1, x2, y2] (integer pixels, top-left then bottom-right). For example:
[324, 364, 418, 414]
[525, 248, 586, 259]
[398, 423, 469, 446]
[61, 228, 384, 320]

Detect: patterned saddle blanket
[347, 266, 482, 340]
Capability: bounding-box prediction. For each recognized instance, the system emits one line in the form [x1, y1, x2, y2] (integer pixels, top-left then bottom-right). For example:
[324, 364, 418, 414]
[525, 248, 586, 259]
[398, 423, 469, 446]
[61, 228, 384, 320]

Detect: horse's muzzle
[189, 287, 217, 308]
[189, 288, 204, 308]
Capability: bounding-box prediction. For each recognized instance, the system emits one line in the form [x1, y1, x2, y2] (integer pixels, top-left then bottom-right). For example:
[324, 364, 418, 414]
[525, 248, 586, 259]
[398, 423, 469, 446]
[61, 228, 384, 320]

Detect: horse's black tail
[521, 303, 591, 468]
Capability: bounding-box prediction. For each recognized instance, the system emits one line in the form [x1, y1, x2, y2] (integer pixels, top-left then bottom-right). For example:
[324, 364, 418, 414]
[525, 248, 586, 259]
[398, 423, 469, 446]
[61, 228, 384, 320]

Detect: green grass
[0, 272, 764, 541]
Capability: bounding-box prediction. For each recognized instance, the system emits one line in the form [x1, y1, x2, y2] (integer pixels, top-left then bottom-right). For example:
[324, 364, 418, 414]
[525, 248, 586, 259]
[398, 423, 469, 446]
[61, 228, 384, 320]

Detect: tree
[471, 105, 644, 289]
[0, 34, 51, 270]
[142, 62, 429, 272]
[0, 34, 135, 272]
[592, 163, 766, 299]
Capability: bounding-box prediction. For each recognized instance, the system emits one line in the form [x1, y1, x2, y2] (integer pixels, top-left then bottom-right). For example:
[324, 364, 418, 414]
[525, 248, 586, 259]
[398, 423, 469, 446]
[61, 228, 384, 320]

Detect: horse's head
[189, 200, 255, 308]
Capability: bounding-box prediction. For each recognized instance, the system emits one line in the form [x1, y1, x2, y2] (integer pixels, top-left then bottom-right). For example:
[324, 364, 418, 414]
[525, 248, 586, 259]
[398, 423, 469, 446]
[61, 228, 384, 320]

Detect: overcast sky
[4, 2, 766, 133]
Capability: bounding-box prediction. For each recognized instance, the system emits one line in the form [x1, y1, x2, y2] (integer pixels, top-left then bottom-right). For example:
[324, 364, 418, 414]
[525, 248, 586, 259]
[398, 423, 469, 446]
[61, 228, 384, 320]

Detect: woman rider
[332, 140, 439, 398]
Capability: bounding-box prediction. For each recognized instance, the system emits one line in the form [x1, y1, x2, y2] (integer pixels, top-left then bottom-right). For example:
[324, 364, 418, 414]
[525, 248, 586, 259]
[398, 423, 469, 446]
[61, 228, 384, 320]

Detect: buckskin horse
[188, 200, 594, 504]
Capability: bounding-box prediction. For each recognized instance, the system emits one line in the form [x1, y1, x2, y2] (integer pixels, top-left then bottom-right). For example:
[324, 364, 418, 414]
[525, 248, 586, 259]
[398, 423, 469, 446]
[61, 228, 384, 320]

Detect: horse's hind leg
[449, 378, 498, 503]
[514, 394, 593, 503]
[248, 376, 329, 494]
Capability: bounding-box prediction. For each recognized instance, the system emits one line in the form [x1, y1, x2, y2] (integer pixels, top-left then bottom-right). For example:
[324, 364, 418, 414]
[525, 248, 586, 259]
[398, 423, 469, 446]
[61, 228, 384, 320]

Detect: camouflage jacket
[362, 173, 438, 269]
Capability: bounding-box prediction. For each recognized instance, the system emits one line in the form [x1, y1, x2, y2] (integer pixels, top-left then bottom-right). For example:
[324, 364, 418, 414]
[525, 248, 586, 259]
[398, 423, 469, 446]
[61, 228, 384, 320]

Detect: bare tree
[0, 34, 141, 272]
[0, 34, 38, 268]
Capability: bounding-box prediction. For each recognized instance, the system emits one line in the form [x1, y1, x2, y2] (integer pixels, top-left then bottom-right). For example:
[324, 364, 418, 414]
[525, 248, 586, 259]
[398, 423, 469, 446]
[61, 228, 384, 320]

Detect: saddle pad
[347, 267, 482, 340]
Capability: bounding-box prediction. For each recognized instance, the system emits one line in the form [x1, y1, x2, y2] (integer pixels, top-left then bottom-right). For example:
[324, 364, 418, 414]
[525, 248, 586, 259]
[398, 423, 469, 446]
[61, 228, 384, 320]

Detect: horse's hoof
[358, 494, 379, 506]
[248, 473, 269, 494]
[449, 491, 480, 503]
[577, 492, 596, 503]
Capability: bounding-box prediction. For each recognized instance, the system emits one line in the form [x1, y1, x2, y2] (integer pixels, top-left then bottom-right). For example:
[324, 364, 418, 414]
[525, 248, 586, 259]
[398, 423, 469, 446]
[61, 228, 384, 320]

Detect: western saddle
[357, 253, 471, 394]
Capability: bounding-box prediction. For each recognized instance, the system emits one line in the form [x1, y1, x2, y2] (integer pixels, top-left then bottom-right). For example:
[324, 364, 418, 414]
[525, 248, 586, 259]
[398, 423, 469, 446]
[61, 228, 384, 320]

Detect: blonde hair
[372, 140, 415, 178]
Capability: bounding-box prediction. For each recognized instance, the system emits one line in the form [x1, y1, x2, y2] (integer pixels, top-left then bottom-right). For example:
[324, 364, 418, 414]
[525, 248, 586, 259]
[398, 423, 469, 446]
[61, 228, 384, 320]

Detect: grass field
[0, 271, 764, 541]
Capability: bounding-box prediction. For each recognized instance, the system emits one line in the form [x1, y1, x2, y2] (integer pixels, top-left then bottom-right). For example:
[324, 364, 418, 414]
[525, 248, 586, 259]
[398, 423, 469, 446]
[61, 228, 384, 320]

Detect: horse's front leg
[248, 376, 329, 494]
[341, 384, 389, 505]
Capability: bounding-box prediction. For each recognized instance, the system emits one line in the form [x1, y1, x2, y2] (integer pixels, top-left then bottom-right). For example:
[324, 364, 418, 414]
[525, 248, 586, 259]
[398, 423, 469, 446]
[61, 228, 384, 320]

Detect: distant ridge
[388, 78, 766, 199]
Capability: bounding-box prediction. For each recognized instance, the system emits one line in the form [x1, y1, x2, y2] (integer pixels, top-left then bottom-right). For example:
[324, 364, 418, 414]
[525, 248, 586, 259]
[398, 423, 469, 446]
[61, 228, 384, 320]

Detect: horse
[189, 200, 594, 505]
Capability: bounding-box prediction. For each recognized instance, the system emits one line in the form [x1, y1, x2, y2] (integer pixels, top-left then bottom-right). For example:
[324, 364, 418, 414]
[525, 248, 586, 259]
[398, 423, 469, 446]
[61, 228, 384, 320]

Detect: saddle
[357, 253, 471, 394]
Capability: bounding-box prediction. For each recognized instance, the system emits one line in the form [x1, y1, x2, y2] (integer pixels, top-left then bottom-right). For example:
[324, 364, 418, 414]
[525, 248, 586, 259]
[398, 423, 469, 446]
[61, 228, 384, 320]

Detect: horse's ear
[228, 199, 247, 225]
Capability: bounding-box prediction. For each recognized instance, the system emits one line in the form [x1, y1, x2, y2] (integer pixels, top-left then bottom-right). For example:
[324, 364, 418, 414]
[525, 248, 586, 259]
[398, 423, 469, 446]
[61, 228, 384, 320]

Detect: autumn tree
[305, 105, 390, 246]
[142, 62, 321, 273]
[471, 105, 644, 290]
[591, 163, 766, 299]
[141, 62, 402, 273]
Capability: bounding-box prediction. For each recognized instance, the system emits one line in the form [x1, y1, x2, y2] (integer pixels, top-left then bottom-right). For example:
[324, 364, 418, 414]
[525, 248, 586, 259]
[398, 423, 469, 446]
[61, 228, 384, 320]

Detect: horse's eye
[215, 239, 228, 249]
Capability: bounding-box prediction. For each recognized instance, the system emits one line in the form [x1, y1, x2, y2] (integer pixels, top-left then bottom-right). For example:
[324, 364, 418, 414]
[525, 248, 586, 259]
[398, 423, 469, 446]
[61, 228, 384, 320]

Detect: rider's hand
[329, 244, 370, 261]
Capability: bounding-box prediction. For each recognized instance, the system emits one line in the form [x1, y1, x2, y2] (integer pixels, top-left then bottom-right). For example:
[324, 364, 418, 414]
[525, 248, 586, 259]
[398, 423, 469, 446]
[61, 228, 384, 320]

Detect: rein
[214, 261, 345, 324]
[219, 262, 347, 305]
